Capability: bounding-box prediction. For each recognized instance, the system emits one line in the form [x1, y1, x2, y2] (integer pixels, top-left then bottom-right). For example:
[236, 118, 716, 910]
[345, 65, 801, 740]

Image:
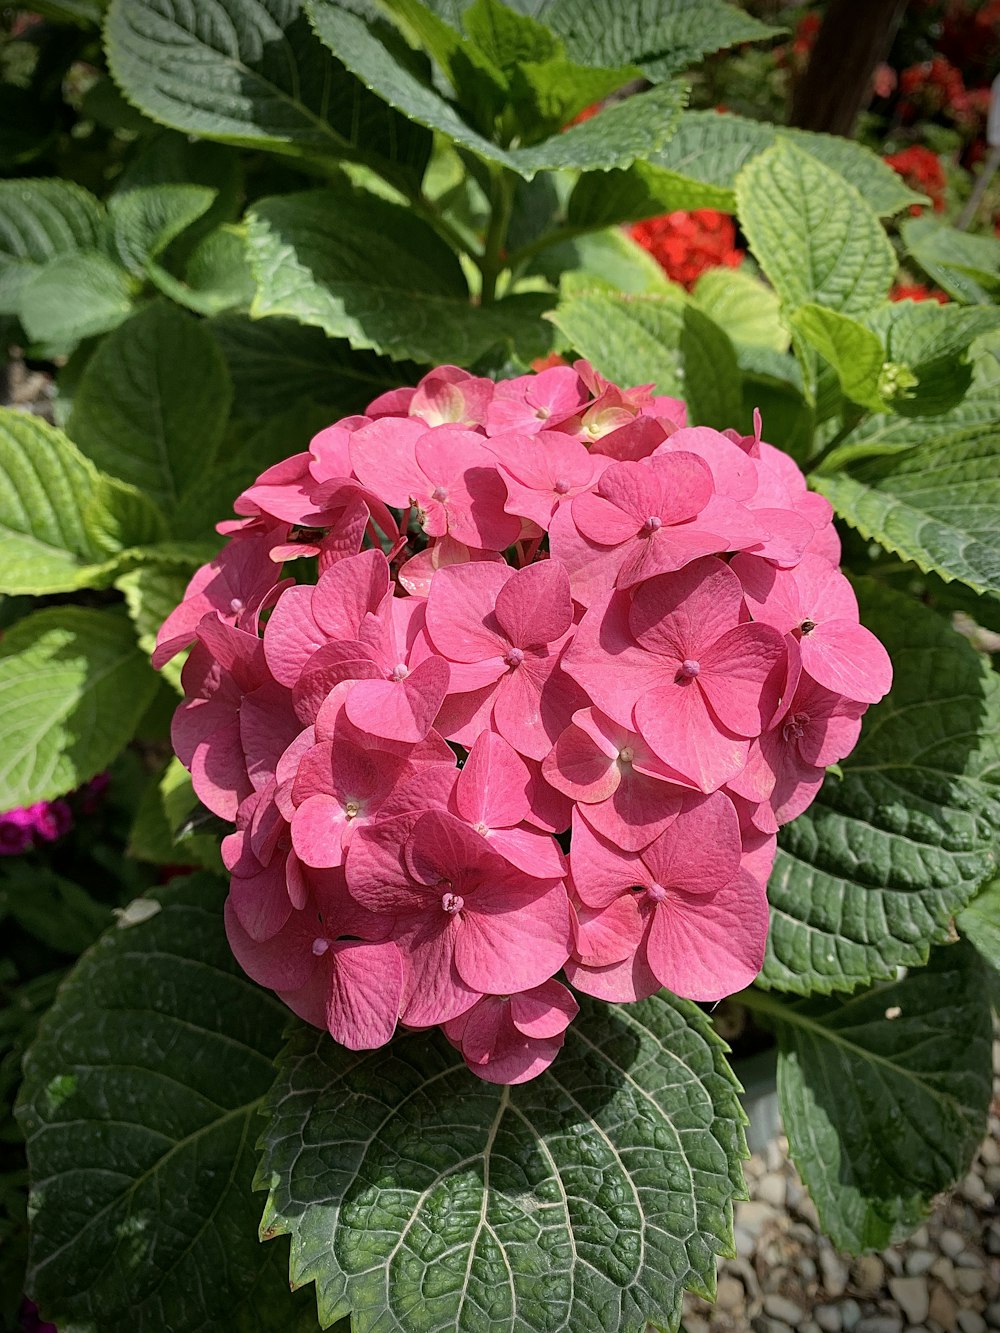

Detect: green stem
[408, 190, 483, 264]
[731, 986, 797, 1025]
[809, 409, 870, 475]
[479, 167, 516, 306]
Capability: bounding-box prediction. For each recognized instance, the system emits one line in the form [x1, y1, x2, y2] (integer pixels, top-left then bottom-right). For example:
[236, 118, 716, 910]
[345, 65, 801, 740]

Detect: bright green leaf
[258, 993, 747, 1331]
[247, 189, 552, 363]
[0, 409, 111, 595]
[692, 266, 787, 352]
[118, 562, 193, 693]
[307, 0, 687, 177]
[107, 182, 217, 276]
[789, 305, 885, 410]
[0, 179, 104, 316]
[902, 215, 1000, 305]
[765, 943, 993, 1252]
[736, 141, 896, 317]
[105, 0, 432, 187]
[548, 288, 685, 393]
[760, 580, 1000, 995]
[531, 226, 676, 294]
[67, 301, 233, 515]
[957, 878, 1000, 972]
[16, 874, 319, 1332]
[0, 608, 157, 807]
[18, 251, 136, 350]
[864, 299, 1000, 418]
[85, 474, 170, 555]
[680, 303, 742, 429]
[541, 0, 781, 79]
[567, 111, 922, 229]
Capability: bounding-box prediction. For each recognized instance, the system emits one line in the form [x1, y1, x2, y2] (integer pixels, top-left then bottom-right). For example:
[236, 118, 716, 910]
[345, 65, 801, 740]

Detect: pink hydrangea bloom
[157, 361, 888, 1084]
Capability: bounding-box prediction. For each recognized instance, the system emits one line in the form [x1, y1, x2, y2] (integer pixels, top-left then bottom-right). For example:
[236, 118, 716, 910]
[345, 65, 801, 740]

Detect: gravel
[681, 1041, 1000, 1333]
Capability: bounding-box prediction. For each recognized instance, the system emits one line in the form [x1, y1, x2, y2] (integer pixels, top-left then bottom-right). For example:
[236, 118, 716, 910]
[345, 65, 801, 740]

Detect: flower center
[647, 882, 668, 903]
[390, 662, 409, 682]
[473, 820, 491, 836]
[641, 515, 663, 536]
[441, 891, 464, 914]
[676, 659, 701, 682]
[505, 647, 524, 668]
[229, 597, 244, 614]
[553, 477, 571, 495]
[344, 799, 361, 819]
[782, 712, 808, 742]
[618, 745, 634, 765]
[800, 618, 817, 635]
[312, 937, 330, 956]
[431, 485, 448, 503]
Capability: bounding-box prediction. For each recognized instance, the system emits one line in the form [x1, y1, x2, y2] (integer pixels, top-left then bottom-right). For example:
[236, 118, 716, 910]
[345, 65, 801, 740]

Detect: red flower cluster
[157, 364, 890, 1084]
[630, 210, 744, 288]
[891, 283, 949, 303]
[884, 145, 947, 212]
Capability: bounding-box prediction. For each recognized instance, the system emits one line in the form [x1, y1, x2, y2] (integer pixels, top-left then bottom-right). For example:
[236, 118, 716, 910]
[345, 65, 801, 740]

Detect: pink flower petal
[344, 655, 450, 742]
[493, 560, 573, 648]
[425, 560, 512, 662]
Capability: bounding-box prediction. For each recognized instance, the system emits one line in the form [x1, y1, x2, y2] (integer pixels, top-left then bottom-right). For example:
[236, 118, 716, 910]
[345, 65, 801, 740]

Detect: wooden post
[790, 0, 909, 138]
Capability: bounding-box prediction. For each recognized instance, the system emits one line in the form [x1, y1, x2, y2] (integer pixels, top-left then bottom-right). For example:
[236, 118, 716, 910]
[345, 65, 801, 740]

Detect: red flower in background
[630, 211, 744, 289]
[891, 283, 949, 303]
[884, 145, 947, 212]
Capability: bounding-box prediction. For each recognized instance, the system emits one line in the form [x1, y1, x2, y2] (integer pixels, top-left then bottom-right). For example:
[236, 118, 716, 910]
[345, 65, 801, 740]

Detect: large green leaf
[0, 409, 111, 595]
[16, 875, 319, 1333]
[210, 314, 420, 418]
[540, 0, 781, 79]
[760, 580, 1000, 995]
[864, 300, 1000, 418]
[149, 224, 256, 316]
[692, 266, 787, 353]
[814, 419, 1000, 598]
[680, 303, 742, 430]
[901, 215, 1000, 305]
[761, 943, 993, 1252]
[548, 288, 685, 394]
[567, 111, 921, 229]
[105, 0, 431, 186]
[957, 878, 1000, 972]
[0, 608, 157, 806]
[17, 251, 137, 351]
[789, 305, 885, 410]
[258, 993, 747, 1332]
[67, 301, 233, 516]
[247, 188, 552, 363]
[0, 179, 104, 316]
[107, 182, 217, 276]
[736, 141, 896, 318]
[307, 0, 687, 177]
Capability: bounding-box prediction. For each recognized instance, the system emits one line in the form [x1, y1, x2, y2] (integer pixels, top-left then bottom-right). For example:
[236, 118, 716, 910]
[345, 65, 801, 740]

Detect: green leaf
[541, 0, 782, 79]
[67, 301, 233, 515]
[531, 227, 676, 294]
[118, 562, 193, 692]
[247, 188, 551, 363]
[210, 314, 421, 419]
[957, 878, 1000, 972]
[901, 215, 1000, 305]
[28, 0, 106, 22]
[149, 224, 256, 315]
[567, 111, 921, 229]
[0, 179, 104, 316]
[789, 305, 885, 411]
[736, 141, 896, 318]
[760, 580, 1000, 995]
[814, 416, 1000, 597]
[549, 288, 685, 394]
[307, 0, 687, 177]
[680, 303, 742, 430]
[258, 992, 747, 1332]
[766, 942, 993, 1252]
[105, 0, 432, 187]
[864, 299, 1000, 418]
[0, 868, 112, 956]
[107, 182, 217, 276]
[692, 266, 787, 353]
[16, 874, 319, 1333]
[85, 474, 170, 556]
[0, 409, 111, 595]
[0, 608, 157, 807]
[17, 251, 136, 351]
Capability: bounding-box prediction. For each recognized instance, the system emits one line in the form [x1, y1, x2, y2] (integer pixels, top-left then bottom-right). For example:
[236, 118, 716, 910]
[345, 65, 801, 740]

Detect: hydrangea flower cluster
[629, 210, 744, 288]
[156, 362, 891, 1084]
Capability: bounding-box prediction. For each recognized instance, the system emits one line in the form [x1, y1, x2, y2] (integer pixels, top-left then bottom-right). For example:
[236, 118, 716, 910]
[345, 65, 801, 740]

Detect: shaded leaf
[18, 252, 136, 351]
[680, 303, 742, 429]
[258, 993, 747, 1331]
[902, 215, 1000, 305]
[0, 179, 104, 316]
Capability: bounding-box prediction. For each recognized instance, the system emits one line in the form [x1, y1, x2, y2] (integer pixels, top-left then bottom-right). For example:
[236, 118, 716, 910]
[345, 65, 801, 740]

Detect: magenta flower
[733, 553, 892, 704]
[485, 365, 588, 436]
[426, 559, 582, 760]
[347, 810, 570, 1027]
[0, 807, 35, 855]
[444, 979, 578, 1083]
[487, 429, 608, 529]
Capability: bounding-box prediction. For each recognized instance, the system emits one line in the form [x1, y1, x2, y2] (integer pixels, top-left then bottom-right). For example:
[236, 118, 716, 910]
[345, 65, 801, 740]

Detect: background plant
[1, 1, 999, 1330]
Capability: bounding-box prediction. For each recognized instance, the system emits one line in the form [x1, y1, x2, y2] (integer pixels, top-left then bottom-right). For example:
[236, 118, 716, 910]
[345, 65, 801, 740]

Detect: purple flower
[29, 799, 73, 843]
[0, 808, 35, 856]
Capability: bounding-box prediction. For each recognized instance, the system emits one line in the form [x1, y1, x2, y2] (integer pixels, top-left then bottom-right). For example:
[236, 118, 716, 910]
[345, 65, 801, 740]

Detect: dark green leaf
[67, 301, 233, 516]
[760, 580, 1000, 994]
[680, 303, 742, 429]
[0, 608, 157, 806]
[549, 288, 685, 393]
[0, 179, 104, 316]
[901, 215, 1000, 305]
[246, 188, 552, 363]
[149, 224, 256, 316]
[105, 0, 432, 187]
[16, 875, 319, 1333]
[17, 252, 136, 351]
[258, 993, 747, 1331]
[107, 183, 217, 276]
[767, 943, 993, 1251]
[0, 869, 111, 955]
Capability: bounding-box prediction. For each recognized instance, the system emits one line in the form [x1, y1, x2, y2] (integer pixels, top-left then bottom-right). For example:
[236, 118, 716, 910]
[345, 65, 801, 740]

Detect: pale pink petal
[455, 880, 570, 994]
[645, 868, 768, 1001]
[698, 623, 788, 737]
[311, 548, 390, 639]
[570, 892, 645, 965]
[224, 895, 317, 992]
[397, 911, 481, 1027]
[634, 679, 750, 794]
[564, 941, 659, 1002]
[510, 979, 578, 1037]
[628, 557, 745, 661]
[801, 621, 892, 704]
[263, 585, 326, 687]
[454, 730, 530, 827]
[641, 791, 742, 896]
[348, 416, 426, 506]
[321, 940, 403, 1049]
